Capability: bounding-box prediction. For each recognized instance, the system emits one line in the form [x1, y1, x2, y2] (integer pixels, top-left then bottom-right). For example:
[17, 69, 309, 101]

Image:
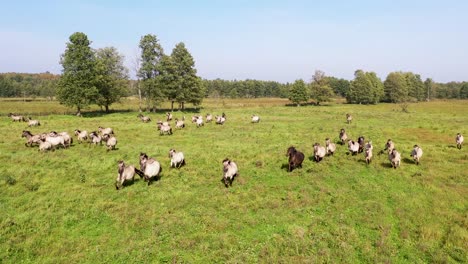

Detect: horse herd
[10, 111, 261, 189]
[285, 115, 464, 172]
[8, 112, 464, 189]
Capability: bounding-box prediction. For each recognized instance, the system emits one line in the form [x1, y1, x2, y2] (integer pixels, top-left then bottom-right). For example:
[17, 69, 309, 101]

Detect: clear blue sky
[1, 0, 467, 83]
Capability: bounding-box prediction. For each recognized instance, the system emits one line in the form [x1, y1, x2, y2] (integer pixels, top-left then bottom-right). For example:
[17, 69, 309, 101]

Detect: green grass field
[0, 98, 467, 263]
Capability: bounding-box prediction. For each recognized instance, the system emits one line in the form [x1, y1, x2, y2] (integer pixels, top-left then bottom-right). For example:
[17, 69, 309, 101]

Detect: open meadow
[0, 98, 467, 263]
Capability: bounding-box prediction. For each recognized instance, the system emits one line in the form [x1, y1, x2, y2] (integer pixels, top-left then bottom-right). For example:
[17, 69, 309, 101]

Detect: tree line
[1, 32, 467, 110]
[287, 70, 468, 106]
[0, 72, 58, 99]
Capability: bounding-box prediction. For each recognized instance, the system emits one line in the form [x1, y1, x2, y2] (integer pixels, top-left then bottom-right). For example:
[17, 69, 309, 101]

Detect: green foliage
[424, 78, 434, 100]
[203, 79, 287, 98]
[384, 72, 427, 103]
[309, 70, 334, 105]
[95, 47, 129, 112]
[57, 32, 99, 114]
[138, 34, 165, 111]
[288, 79, 309, 106]
[0, 73, 58, 98]
[406, 73, 425, 101]
[347, 70, 383, 104]
[326, 77, 350, 97]
[169, 42, 204, 109]
[460, 83, 468, 99]
[384, 72, 409, 103]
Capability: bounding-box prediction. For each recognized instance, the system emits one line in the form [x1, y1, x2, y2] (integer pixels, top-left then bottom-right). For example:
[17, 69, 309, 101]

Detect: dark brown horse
[357, 136, 365, 153]
[286, 146, 305, 172]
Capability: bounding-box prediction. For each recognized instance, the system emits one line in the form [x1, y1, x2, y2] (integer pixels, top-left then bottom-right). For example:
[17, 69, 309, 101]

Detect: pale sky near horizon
[0, 0, 467, 83]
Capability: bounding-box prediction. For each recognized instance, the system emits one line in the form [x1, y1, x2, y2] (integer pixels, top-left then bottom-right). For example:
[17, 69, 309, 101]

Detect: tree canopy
[57, 32, 98, 114]
[288, 79, 309, 106]
[95, 47, 129, 112]
[309, 70, 334, 105]
[169, 42, 204, 109]
[347, 70, 384, 104]
[138, 34, 165, 112]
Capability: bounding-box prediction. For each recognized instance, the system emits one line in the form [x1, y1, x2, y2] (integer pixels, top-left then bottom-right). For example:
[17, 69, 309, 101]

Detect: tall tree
[288, 79, 309, 106]
[347, 70, 383, 104]
[309, 70, 334, 105]
[169, 42, 204, 110]
[367, 72, 385, 103]
[326, 77, 350, 97]
[384, 72, 409, 103]
[131, 52, 143, 112]
[405, 73, 425, 101]
[95, 47, 129, 112]
[138, 34, 165, 112]
[158, 54, 178, 109]
[424, 78, 435, 101]
[57, 32, 98, 115]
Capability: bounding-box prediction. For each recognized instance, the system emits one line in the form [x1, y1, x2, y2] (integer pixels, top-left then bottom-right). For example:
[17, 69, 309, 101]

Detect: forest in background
[1, 71, 466, 101]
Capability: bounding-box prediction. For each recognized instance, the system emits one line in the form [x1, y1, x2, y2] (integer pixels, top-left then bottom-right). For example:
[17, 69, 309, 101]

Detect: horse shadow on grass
[81, 109, 133, 118]
[380, 162, 393, 168]
[280, 163, 305, 172]
[116, 178, 141, 190]
[402, 157, 415, 165]
[80, 107, 203, 118]
[107, 147, 120, 152]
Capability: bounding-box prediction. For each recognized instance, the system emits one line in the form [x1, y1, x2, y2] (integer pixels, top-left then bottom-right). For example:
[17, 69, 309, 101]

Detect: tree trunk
[76, 107, 82, 117]
[171, 101, 174, 111]
[138, 82, 142, 112]
[182, 102, 185, 110]
[105, 105, 109, 113]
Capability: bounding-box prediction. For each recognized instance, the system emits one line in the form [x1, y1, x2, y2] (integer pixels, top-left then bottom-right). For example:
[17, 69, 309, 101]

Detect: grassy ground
[0, 99, 467, 263]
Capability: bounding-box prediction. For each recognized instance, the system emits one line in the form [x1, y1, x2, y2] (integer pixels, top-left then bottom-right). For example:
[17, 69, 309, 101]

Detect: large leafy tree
[326, 77, 350, 97]
[405, 73, 425, 101]
[384, 72, 409, 103]
[459, 82, 468, 99]
[57, 32, 98, 115]
[367, 72, 385, 103]
[309, 70, 334, 105]
[347, 70, 383, 104]
[138, 34, 165, 112]
[424, 78, 434, 101]
[169, 42, 204, 110]
[95, 47, 129, 112]
[288, 79, 309, 106]
[158, 55, 178, 109]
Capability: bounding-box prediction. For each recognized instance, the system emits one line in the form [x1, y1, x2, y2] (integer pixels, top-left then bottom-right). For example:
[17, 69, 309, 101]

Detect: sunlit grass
[0, 99, 467, 263]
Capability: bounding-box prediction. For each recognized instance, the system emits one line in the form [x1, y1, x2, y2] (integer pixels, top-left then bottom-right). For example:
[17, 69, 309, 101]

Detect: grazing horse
[286, 146, 305, 172]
